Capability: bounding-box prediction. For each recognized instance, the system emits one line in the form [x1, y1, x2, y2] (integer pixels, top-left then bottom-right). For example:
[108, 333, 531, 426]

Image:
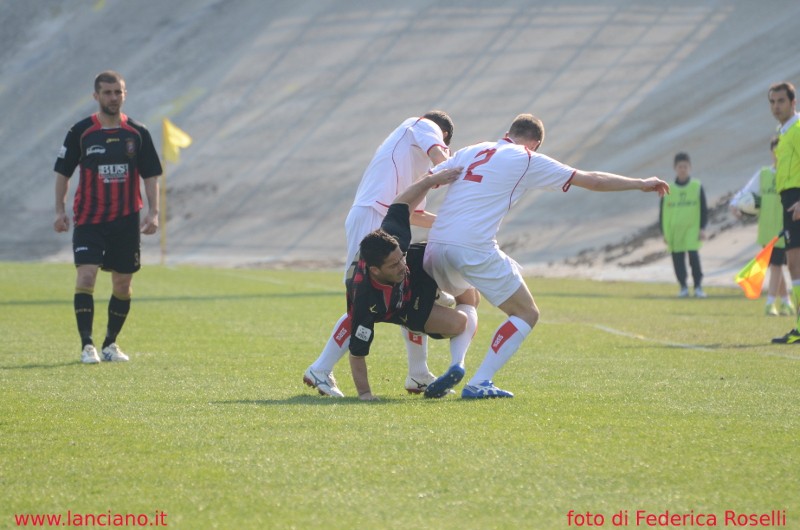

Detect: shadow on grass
[210, 395, 468, 406]
[532, 291, 742, 301]
[0, 360, 81, 370]
[617, 342, 790, 352]
[0, 291, 341, 306]
[643, 293, 743, 301]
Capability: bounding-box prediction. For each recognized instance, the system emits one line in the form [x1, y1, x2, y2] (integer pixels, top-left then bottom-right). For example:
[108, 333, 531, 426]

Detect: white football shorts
[423, 241, 524, 307]
[343, 205, 385, 281]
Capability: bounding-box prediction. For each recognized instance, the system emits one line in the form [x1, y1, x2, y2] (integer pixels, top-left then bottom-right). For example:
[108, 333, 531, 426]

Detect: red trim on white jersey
[426, 143, 447, 155]
[508, 153, 532, 211]
[562, 170, 577, 192]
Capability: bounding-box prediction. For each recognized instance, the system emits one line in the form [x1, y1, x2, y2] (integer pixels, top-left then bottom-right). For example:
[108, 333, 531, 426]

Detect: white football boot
[101, 343, 129, 362]
[405, 372, 436, 394]
[81, 344, 101, 364]
[303, 368, 344, 397]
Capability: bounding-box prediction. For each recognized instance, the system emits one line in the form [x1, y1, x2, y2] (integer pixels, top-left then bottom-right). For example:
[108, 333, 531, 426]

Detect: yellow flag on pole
[734, 235, 780, 299]
[162, 118, 192, 163]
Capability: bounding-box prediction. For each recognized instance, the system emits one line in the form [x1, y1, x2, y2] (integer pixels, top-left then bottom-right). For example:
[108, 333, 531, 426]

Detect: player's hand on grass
[358, 391, 379, 401]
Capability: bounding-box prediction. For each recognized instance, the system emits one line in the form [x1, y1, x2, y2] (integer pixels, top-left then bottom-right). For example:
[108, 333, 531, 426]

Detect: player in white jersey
[304, 111, 454, 397]
[422, 114, 670, 399]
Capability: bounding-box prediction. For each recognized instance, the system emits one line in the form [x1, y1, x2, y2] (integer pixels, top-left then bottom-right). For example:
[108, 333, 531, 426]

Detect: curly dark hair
[359, 229, 399, 269]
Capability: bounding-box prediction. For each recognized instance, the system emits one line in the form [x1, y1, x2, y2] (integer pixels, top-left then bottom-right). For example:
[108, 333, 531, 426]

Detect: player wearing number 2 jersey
[428, 137, 575, 251]
[423, 114, 670, 399]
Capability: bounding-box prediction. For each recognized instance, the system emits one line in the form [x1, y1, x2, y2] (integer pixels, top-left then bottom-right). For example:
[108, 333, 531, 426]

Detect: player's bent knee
[453, 310, 468, 335]
[512, 305, 539, 328]
[75, 266, 99, 290]
[424, 305, 467, 337]
[528, 306, 540, 327]
[455, 288, 480, 307]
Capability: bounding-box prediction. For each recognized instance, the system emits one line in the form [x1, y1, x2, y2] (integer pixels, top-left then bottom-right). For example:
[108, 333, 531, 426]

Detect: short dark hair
[769, 81, 796, 102]
[423, 110, 454, 146]
[359, 229, 399, 269]
[94, 70, 124, 93]
[508, 114, 545, 144]
[674, 152, 691, 166]
[770, 136, 780, 151]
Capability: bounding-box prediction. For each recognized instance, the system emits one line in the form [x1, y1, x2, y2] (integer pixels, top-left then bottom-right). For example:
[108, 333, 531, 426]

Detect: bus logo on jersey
[86, 145, 106, 156]
[98, 164, 129, 183]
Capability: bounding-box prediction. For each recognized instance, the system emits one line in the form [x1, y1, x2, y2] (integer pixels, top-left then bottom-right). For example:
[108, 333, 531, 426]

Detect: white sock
[468, 316, 532, 385]
[449, 304, 477, 367]
[310, 313, 350, 373]
[766, 296, 776, 305]
[403, 327, 430, 379]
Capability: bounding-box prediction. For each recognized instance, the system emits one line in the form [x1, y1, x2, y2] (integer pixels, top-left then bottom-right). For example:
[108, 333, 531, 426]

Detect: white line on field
[592, 324, 800, 360]
[593, 324, 712, 351]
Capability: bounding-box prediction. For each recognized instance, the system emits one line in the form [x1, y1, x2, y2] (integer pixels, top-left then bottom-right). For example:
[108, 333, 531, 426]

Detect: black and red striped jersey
[54, 113, 162, 226]
[346, 203, 418, 357]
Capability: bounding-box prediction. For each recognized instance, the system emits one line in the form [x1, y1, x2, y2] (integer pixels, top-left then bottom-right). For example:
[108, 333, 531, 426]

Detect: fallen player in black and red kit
[345, 167, 477, 400]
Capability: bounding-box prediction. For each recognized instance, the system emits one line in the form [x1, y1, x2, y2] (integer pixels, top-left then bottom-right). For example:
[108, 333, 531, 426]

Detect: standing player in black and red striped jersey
[54, 70, 162, 364]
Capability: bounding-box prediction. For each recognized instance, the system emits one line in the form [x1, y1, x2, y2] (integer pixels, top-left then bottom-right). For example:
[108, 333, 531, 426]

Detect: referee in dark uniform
[54, 71, 162, 364]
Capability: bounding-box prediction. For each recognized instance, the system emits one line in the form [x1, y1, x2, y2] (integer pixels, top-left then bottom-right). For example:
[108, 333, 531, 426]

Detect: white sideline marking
[593, 324, 712, 352]
[592, 324, 800, 360]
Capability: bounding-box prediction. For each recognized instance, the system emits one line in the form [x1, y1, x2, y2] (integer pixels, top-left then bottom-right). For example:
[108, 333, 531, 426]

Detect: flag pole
[159, 117, 192, 266]
[159, 161, 167, 266]
[734, 230, 785, 299]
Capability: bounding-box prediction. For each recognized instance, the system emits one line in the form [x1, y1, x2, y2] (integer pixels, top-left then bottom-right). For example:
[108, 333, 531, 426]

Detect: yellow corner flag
[162, 118, 192, 163]
[735, 235, 780, 299]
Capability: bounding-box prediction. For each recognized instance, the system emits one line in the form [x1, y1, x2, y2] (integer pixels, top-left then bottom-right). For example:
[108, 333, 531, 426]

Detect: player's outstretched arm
[349, 355, 378, 401]
[571, 170, 669, 197]
[393, 167, 462, 212]
[410, 210, 436, 228]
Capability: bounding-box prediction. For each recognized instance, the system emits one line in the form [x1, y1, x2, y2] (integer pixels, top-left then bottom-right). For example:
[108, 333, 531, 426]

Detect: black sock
[74, 292, 94, 348]
[103, 294, 131, 349]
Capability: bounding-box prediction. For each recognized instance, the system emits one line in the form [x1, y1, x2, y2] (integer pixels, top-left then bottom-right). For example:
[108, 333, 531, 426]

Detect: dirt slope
[2, 0, 798, 287]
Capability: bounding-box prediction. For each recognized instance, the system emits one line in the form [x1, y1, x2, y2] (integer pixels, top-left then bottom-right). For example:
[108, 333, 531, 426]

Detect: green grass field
[1, 262, 798, 529]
